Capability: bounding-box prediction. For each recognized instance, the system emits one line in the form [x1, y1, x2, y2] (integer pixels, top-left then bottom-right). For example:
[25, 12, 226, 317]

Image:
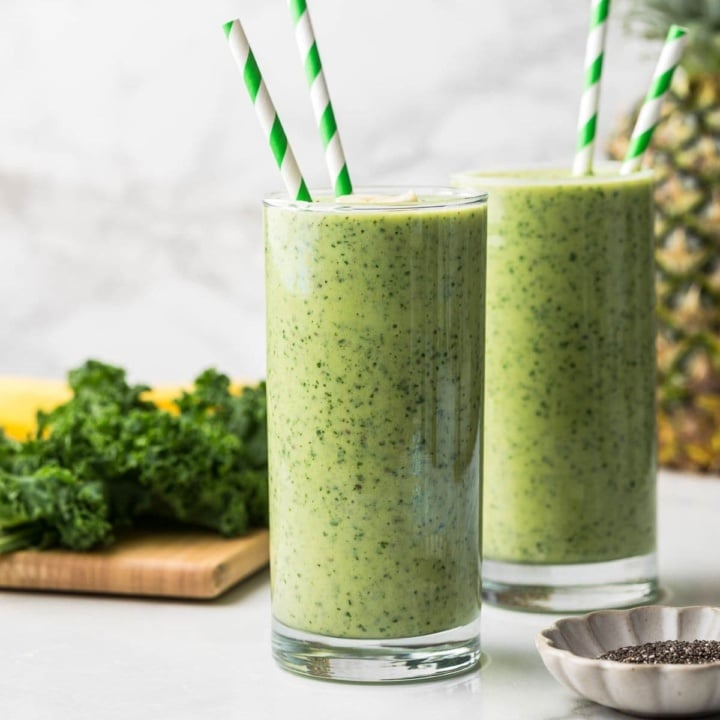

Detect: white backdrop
[0, 0, 659, 382]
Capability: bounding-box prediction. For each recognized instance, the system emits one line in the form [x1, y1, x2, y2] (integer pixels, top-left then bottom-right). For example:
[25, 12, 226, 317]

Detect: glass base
[483, 552, 658, 613]
[272, 616, 481, 683]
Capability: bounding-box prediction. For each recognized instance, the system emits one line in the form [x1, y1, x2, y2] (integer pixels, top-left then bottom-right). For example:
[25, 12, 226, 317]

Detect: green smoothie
[454, 167, 657, 567]
[265, 190, 486, 640]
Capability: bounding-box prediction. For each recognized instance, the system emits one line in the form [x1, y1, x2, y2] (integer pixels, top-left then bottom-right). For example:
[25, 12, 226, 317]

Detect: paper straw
[572, 0, 611, 176]
[621, 25, 688, 175]
[223, 19, 312, 202]
[288, 0, 352, 197]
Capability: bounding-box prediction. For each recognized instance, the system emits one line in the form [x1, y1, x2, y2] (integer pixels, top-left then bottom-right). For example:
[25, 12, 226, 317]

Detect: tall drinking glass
[453, 166, 658, 612]
[264, 187, 487, 681]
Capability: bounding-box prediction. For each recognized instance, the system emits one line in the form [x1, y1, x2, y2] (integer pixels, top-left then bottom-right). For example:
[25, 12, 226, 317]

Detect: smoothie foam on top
[265, 188, 484, 213]
[335, 191, 419, 205]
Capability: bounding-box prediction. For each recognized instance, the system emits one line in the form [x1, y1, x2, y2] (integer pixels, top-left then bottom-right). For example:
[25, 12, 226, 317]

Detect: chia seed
[599, 640, 720, 664]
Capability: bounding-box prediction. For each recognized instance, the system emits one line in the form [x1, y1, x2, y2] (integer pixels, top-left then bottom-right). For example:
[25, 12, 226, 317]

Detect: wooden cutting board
[0, 528, 269, 599]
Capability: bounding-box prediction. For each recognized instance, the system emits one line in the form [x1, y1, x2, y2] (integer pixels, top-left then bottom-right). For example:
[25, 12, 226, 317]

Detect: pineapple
[608, 0, 720, 473]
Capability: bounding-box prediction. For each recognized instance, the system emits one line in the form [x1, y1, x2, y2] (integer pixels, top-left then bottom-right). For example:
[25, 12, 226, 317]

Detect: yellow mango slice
[0, 377, 248, 441]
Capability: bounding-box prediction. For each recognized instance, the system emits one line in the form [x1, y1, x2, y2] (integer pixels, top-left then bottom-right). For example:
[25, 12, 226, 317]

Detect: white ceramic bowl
[536, 605, 720, 718]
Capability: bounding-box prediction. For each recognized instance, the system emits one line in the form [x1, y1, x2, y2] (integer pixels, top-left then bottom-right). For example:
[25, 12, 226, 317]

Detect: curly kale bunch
[0, 361, 268, 554]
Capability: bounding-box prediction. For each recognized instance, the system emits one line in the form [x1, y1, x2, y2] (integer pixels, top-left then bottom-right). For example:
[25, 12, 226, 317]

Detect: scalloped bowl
[536, 606, 720, 718]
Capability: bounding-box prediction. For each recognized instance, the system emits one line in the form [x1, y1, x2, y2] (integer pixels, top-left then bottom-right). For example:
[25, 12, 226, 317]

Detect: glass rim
[451, 162, 655, 188]
[263, 185, 487, 213]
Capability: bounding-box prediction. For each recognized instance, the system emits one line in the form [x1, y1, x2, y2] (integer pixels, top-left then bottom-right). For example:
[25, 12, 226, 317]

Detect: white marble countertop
[1, 470, 718, 720]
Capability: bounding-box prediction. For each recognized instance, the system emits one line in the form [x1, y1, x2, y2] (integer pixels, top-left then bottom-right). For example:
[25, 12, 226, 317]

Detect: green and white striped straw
[621, 24, 688, 175]
[223, 19, 312, 202]
[288, 0, 352, 197]
[572, 0, 611, 176]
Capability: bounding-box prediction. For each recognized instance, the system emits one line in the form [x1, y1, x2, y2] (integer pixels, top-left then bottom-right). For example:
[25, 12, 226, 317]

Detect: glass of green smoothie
[452, 165, 658, 613]
[264, 187, 487, 681]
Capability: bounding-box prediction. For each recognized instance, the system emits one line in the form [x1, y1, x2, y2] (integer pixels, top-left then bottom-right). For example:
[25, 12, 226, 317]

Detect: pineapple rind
[609, 72, 720, 473]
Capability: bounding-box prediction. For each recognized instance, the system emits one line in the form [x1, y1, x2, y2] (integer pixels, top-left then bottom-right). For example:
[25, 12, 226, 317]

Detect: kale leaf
[0, 360, 268, 553]
[0, 466, 112, 553]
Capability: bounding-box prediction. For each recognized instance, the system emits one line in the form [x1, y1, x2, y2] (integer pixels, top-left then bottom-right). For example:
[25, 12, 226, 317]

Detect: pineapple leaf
[625, 0, 720, 74]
